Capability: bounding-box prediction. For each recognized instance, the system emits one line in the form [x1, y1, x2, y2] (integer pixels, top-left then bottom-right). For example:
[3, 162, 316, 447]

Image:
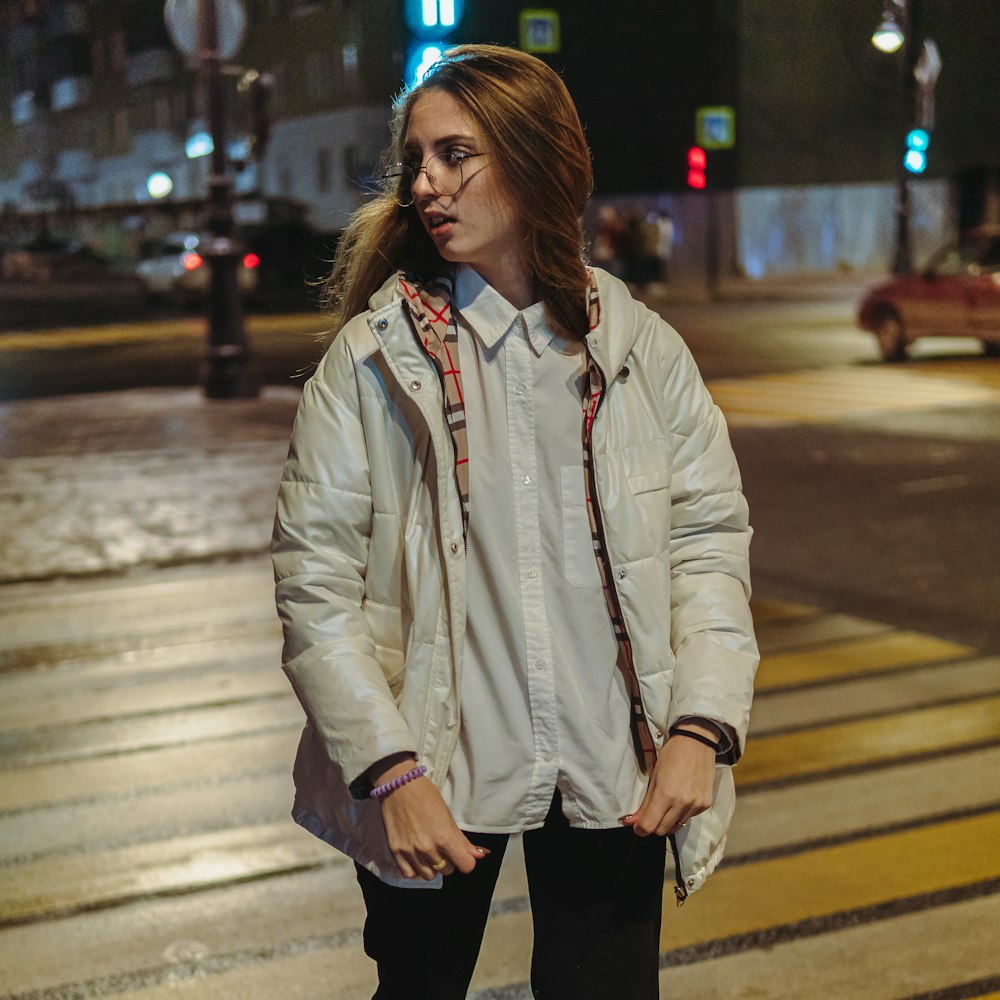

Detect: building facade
[0, 0, 401, 258]
[2, 0, 998, 275]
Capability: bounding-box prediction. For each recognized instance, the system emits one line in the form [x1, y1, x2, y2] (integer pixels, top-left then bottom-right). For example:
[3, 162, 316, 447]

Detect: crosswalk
[0, 562, 998, 998]
[707, 360, 1000, 427]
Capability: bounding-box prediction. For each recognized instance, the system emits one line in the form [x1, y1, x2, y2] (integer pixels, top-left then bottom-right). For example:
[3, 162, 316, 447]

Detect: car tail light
[182, 252, 203, 271]
[243, 252, 260, 269]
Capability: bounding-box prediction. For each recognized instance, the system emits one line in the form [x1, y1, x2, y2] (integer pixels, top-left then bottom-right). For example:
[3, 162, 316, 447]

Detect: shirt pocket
[561, 465, 601, 589]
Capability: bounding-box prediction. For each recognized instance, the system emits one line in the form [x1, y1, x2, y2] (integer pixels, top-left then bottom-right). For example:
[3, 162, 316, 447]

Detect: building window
[153, 96, 171, 131]
[270, 63, 288, 115]
[317, 147, 332, 193]
[306, 51, 333, 102]
[113, 107, 130, 148]
[343, 144, 358, 189]
[342, 44, 359, 98]
[109, 31, 127, 72]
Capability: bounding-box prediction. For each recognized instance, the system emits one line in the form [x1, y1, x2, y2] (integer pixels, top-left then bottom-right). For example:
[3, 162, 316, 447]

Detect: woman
[272, 45, 758, 1000]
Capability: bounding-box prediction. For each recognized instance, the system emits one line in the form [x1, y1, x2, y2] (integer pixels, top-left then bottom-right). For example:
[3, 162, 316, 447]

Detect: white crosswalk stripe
[1, 565, 998, 999]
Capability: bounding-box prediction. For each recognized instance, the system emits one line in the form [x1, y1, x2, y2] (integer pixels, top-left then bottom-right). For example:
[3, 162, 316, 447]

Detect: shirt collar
[453, 264, 553, 356]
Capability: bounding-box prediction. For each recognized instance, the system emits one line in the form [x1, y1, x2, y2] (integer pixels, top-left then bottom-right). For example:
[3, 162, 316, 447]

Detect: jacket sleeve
[271, 328, 417, 786]
[661, 335, 759, 764]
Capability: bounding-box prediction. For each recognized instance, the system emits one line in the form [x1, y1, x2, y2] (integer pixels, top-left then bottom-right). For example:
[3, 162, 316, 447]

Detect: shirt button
[655, 730, 664, 741]
[617, 569, 628, 580]
[527, 567, 538, 579]
[376, 318, 388, 331]
[514, 383, 526, 396]
[543, 754, 553, 763]
[522, 474, 532, 485]
[409, 379, 421, 391]
[535, 659, 545, 671]
[450, 542, 459, 553]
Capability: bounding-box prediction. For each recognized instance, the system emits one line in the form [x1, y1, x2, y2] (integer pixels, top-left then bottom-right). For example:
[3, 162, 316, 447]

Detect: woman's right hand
[373, 758, 489, 880]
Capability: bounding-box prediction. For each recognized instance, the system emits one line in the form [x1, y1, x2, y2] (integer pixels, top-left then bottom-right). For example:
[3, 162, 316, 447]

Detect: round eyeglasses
[381, 151, 487, 207]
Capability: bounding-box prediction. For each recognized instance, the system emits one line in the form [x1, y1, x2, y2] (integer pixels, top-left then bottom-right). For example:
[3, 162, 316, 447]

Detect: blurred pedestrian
[592, 202, 626, 279]
[272, 44, 758, 1000]
[656, 209, 675, 284]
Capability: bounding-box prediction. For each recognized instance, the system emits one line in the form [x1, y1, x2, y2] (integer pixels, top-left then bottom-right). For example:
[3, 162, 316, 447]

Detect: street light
[872, 0, 919, 274]
[871, 7, 904, 53]
[871, 1, 942, 275]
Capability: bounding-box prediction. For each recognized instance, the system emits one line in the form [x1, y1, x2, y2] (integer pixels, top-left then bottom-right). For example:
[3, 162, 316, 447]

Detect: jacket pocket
[622, 439, 671, 495]
[361, 599, 410, 697]
[561, 465, 601, 589]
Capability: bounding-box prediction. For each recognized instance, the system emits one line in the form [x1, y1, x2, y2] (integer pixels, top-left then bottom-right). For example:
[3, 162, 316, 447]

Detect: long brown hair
[323, 45, 594, 339]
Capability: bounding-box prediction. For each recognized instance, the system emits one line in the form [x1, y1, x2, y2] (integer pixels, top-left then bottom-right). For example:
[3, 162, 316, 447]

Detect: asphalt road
[2, 291, 997, 653]
[2, 289, 999, 998]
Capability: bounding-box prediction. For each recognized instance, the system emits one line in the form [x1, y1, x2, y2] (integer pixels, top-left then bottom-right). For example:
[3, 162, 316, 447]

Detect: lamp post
[198, 0, 258, 397]
[166, 0, 257, 398]
[871, 0, 941, 276]
[872, 0, 919, 275]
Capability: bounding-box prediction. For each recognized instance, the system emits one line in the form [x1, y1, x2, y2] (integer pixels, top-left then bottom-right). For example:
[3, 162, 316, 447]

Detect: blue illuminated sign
[407, 43, 446, 87]
[404, 0, 463, 36]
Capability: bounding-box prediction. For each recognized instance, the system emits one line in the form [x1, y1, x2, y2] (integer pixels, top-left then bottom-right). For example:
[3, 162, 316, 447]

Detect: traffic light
[403, 0, 464, 87]
[904, 129, 929, 174]
[687, 146, 707, 189]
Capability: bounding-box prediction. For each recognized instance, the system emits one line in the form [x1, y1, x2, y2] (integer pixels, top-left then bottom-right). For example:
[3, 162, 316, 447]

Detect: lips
[426, 213, 455, 232]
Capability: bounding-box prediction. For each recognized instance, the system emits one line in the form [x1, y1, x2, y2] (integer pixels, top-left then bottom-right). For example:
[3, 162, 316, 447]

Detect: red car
[858, 225, 1000, 361]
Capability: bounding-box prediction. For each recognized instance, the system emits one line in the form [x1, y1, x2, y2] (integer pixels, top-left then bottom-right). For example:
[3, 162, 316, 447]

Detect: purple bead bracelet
[369, 763, 428, 800]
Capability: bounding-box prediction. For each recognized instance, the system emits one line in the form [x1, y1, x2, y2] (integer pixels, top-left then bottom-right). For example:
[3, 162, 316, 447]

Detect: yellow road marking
[739, 695, 1000, 786]
[0, 667, 291, 731]
[0, 821, 335, 925]
[6, 699, 997, 925]
[757, 631, 973, 690]
[472, 813, 1000, 987]
[663, 811, 1000, 950]
[708, 365, 1000, 426]
[0, 729, 299, 812]
[750, 597, 819, 624]
[0, 312, 324, 351]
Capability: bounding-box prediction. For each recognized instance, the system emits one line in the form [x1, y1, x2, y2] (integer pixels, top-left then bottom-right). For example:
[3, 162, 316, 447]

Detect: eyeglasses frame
[381, 152, 488, 208]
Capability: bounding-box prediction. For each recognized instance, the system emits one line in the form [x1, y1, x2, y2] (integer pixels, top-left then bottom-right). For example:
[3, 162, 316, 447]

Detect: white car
[134, 233, 259, 305]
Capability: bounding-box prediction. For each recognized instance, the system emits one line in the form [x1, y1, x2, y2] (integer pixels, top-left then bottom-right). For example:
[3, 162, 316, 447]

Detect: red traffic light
[687, 146, 707, 189]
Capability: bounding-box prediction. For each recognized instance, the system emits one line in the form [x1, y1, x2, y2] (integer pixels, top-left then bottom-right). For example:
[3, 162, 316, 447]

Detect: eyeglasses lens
[384, 153, 463, 207]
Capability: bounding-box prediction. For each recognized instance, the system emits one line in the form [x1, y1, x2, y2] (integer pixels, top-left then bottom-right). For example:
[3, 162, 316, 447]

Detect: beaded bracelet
[369, 763, 428, 800]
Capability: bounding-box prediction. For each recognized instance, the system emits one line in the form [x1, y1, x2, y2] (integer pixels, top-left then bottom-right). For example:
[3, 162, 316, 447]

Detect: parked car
[858, 226, 1000, 361]
[134, 233, 259, 305]
[1, 235, 112, 282]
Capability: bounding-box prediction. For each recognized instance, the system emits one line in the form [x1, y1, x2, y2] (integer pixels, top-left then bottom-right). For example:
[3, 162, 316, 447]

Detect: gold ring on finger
[431, 858, 447, 871]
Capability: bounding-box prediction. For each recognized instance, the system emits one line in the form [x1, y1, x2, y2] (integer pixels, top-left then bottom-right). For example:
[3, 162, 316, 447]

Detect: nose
[410, 165, 435, 201]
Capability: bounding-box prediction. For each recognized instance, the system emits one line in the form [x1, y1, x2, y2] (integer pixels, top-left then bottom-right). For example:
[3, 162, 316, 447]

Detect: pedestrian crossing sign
[696, 106, 736, 150]
[520, 9, 560, 53]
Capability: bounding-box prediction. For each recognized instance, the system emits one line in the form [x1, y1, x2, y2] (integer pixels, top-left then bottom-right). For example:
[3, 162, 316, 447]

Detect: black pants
[355, 792, 667, 1000]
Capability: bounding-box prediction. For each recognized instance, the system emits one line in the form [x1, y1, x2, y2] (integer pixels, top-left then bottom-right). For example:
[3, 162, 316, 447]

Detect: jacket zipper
[588, 351, 689, 907]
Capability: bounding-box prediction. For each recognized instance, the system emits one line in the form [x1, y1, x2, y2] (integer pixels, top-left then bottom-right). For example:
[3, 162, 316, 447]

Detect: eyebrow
[403, 132, 478, 151]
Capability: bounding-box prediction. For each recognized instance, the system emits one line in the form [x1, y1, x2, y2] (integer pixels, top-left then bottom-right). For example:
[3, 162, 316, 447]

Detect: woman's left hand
[621, 725, 717, 837]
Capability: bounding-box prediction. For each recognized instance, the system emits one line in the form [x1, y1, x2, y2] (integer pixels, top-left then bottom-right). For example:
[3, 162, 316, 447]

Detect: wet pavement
[1, 317, 998, 998]
[0, 387, 298, 583]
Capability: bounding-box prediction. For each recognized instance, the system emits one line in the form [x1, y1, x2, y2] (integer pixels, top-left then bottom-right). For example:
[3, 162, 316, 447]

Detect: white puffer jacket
[272, 267, 759, 895]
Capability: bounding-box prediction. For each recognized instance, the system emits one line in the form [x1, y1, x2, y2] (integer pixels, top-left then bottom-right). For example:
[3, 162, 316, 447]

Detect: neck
[474, 258, 536, 311]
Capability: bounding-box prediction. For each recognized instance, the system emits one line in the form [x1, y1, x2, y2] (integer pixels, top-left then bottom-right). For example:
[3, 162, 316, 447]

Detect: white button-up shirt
[442, 266, 647, 832]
